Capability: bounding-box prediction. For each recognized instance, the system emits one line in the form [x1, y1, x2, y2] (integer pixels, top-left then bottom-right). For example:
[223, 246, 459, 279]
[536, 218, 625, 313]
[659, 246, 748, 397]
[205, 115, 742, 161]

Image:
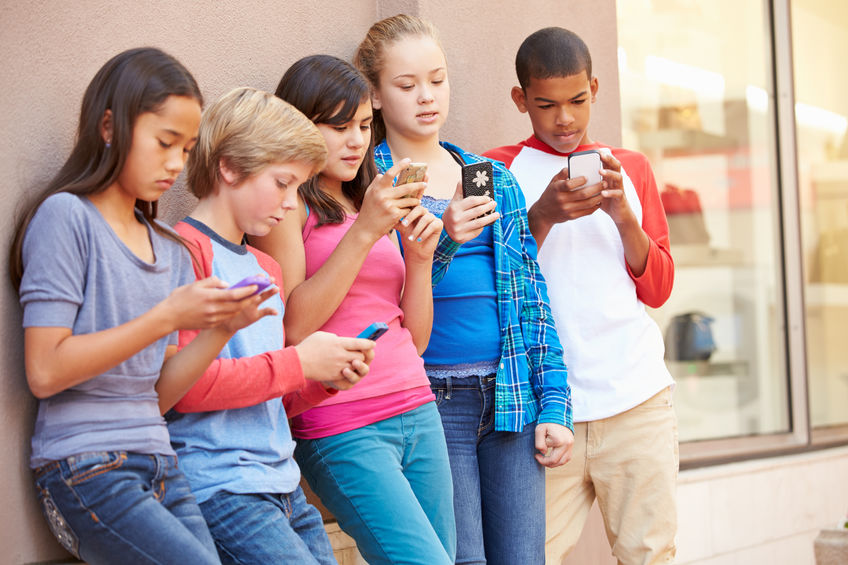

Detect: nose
[418, 84, 434, 104]
[280, 188, 298, 212]
[348, 128, 365, 149]
[555, 106, 574, 126]
[166, 148, 185, 174]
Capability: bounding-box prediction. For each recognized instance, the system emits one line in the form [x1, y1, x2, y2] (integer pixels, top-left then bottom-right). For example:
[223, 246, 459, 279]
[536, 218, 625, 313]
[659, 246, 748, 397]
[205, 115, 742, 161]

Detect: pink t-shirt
[290, 213, 434, 439]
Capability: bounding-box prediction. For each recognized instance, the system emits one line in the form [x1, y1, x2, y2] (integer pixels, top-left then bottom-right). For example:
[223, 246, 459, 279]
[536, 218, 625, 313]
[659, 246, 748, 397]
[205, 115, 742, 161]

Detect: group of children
[11, 14, 677, 565]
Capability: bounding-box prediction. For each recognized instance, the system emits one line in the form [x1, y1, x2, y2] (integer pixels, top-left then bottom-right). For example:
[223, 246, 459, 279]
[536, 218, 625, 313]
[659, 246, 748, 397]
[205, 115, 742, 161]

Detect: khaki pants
[546, 387, 679, 565]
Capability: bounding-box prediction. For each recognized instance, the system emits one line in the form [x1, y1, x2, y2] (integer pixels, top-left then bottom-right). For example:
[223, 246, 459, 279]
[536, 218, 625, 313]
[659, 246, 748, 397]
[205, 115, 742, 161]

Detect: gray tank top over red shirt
[19, 193, 193, 468]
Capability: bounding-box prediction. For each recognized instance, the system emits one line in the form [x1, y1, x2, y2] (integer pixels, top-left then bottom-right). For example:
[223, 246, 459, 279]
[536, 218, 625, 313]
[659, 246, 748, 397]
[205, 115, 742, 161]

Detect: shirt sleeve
[616, 149, 675, 308]
[172, 223, 311, 414]
[19, 195, 87, 328]
[501, 167, 573, 431]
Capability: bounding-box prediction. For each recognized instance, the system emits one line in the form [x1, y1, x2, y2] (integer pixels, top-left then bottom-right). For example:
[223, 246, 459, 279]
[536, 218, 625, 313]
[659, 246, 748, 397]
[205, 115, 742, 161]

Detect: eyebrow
[161, 128, 197, 141]
[533, 90, 588, 104]
[392, 67, 447, 80]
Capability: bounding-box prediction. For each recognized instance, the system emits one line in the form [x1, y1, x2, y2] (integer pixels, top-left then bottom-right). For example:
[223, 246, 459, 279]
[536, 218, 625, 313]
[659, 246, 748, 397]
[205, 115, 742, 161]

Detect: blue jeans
[430, 374, 546, 565]
[33, 451, 219, 565]
[295, 402, 456, 565]
[199, 485, 335, 564]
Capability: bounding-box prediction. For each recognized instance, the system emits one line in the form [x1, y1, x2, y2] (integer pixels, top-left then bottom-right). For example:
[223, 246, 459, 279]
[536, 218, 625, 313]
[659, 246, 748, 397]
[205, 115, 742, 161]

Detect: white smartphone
[567, 149, 603, 188]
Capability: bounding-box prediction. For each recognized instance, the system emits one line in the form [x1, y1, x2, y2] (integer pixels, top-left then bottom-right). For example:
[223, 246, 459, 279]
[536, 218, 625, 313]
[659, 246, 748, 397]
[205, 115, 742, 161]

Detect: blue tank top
[420, 196, 501, 372]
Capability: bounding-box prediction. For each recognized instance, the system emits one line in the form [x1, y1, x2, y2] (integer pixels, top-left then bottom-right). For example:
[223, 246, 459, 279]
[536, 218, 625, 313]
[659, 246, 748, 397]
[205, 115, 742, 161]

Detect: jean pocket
[66, 451, 127, 485]
[38, 486, 80, 558]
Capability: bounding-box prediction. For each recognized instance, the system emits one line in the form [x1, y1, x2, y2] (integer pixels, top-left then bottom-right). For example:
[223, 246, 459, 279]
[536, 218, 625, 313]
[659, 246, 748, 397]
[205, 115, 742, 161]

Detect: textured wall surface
[0, 1, 619, 561]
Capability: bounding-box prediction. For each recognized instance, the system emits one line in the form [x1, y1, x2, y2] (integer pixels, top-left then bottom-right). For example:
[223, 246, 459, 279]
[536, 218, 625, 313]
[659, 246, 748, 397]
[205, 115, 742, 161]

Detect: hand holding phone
[228, 274, 272, 296]
[395, 162, 427, 199]
[461, 161, 495, 215]
[567, 149, 602, 189]
[356, 322, 389, 341]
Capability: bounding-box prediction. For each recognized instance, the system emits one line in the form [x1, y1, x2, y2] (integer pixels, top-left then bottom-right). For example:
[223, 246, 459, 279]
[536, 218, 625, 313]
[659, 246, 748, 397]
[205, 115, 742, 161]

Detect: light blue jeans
[294, 402, 456, 565]
[199, 485, 335, 564]
[33, 451, 219, 565]
[430, 374, 546, 565]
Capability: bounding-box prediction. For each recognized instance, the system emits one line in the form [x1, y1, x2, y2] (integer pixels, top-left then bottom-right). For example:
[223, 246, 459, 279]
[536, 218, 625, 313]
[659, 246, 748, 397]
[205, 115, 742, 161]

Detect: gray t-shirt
[19, 193, 193, 468]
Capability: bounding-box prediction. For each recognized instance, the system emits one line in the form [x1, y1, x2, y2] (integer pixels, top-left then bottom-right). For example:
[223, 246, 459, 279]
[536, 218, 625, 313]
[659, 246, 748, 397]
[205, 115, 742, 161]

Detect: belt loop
[446, 374, 452, 400]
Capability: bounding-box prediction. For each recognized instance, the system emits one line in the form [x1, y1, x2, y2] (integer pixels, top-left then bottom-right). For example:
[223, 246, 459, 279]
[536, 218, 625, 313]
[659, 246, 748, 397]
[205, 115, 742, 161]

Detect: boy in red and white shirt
[484, 27, 678, 565]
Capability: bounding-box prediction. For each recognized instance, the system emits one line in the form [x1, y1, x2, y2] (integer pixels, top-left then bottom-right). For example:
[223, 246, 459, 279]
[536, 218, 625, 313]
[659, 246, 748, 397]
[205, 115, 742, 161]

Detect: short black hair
[515, 27, 592, 88]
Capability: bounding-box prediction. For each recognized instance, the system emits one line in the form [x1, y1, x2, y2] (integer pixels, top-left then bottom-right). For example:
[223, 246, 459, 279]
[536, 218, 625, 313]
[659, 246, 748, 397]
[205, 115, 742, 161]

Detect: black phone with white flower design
[461, 161, 494, 204]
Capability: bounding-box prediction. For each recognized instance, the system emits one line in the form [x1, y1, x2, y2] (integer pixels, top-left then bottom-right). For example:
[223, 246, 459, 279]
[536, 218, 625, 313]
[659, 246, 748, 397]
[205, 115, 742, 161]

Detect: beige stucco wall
[0, 1, 619, 562]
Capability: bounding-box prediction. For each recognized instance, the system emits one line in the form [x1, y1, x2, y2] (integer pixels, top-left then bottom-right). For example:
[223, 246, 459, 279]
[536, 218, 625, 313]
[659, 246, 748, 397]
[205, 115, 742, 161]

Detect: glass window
[616, 0, 790, 442]
[791, 1, 848, 430]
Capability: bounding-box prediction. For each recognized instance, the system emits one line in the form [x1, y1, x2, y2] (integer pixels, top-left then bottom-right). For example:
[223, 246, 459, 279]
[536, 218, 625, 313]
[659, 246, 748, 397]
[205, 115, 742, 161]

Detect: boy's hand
[442, 181, 499, 243]
[294, 331, 375, 387]
[597, 152, 636, 226]
[397, 205, 443, 261]
[526, 168, 604, 247]
[534, 423, 574, 468]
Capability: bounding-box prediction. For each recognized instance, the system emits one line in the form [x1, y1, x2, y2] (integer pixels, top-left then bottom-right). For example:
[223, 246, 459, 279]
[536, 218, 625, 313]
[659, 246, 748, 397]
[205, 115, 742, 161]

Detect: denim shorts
[34, 451, 219, 565]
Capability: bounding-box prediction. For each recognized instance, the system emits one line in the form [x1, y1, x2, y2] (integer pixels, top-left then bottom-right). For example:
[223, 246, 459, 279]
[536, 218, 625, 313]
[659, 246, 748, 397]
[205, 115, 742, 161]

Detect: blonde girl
[354, 15, 574, 565]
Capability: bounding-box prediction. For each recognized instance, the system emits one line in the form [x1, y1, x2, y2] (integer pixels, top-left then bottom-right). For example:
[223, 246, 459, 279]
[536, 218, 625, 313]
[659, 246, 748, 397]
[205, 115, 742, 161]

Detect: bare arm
[394, 206, 442, 353]
[252, 160, 422, 344]
[24, 278, 257, 399]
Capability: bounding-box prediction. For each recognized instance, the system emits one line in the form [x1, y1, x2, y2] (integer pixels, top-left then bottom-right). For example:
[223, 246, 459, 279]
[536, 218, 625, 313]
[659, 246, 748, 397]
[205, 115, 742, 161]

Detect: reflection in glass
[792, 1, 848, 429]
[616, 0, 789, 442]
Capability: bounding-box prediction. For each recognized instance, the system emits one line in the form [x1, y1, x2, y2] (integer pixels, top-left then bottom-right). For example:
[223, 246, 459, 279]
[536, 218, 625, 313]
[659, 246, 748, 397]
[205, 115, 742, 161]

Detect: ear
[510, 86, 528, 114]
[590, 76, 599, 103]
[218, 158, 239, 186]
[370, 87, 382, 111]
[99, 109, 114, 144]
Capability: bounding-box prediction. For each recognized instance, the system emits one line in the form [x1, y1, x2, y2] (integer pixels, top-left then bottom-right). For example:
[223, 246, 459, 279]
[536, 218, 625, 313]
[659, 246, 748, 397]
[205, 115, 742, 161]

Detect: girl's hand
[442, 181, 499, 244]
[534, 423, 574, 468]
[354, 158, 425, 241]
[294, 331, 375, 386]
[397, 205, 442, 261]
[161, 276, 264, 332]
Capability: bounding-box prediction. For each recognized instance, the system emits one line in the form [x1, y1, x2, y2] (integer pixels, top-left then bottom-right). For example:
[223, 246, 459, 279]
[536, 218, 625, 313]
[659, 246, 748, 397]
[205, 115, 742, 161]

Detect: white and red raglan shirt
[484, 136, 674, 422]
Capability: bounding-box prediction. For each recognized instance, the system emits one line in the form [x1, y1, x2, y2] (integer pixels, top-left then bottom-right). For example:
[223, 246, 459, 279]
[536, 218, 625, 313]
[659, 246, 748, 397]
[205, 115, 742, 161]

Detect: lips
[156, 178, 176, 190]
[416, 112, 438, 122]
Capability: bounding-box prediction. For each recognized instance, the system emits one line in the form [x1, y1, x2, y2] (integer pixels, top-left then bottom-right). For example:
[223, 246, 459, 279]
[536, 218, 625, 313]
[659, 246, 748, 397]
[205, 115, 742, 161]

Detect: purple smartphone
[228, 274, 272, 296]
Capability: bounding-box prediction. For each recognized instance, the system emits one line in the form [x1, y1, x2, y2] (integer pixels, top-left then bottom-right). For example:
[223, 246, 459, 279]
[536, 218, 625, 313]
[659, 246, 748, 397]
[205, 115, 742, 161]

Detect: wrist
[149, 300, 179, 335]
[349, 217, 384, 245]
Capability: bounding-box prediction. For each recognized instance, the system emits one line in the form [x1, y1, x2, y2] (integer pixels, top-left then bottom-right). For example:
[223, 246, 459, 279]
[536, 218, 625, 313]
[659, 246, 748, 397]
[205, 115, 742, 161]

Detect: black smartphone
[461, 161, 495, 214]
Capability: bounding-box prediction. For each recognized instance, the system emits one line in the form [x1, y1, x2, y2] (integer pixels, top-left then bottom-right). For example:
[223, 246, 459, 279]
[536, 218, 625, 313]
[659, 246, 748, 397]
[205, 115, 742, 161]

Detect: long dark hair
[9, 47, 203, 288]
[275, 54, 376, 226]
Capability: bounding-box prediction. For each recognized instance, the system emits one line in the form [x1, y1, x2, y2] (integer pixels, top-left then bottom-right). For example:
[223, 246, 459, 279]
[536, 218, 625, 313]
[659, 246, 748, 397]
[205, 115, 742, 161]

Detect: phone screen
[568, 150, 602, 187]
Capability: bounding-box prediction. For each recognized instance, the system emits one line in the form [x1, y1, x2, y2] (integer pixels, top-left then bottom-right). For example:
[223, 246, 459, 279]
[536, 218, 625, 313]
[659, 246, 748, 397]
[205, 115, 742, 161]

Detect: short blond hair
[187, 86, 327, 198]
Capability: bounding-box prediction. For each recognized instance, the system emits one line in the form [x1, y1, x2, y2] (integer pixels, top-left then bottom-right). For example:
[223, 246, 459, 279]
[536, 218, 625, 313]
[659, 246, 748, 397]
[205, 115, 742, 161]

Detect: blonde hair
[354, 14, 442, 142]
[187, 86, 327, 198]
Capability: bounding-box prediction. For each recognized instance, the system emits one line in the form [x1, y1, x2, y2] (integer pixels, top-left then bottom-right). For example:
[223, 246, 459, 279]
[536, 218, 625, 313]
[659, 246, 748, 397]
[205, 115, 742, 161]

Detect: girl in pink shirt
[251, 55, 455, 565]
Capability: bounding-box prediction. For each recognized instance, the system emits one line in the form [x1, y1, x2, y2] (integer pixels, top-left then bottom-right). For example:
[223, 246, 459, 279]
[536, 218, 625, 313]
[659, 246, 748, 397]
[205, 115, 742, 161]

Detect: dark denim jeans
[199, 486, 335, 565]
[431, 374, 546, 565]
[34, 451, 219, 565]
